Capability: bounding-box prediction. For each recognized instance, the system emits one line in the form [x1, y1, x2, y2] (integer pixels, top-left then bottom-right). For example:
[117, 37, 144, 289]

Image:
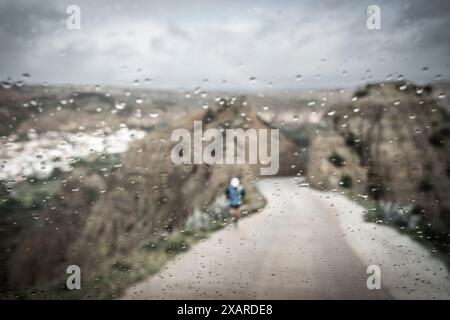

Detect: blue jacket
[225, 185, 245, 207]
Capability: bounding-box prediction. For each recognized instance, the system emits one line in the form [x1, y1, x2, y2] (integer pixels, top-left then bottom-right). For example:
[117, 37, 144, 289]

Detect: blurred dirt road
[122, 178, 450, 299]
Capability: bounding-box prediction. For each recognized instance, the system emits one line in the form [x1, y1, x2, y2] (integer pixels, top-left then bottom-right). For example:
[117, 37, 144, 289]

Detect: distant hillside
[0, 85, 195, 137]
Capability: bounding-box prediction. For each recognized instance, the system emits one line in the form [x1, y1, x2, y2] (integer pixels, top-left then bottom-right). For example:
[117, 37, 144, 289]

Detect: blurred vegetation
[328, 152, 345, 167]
[347, 191, 450, 271]
[339, 175, 352, 188]
[0, 177, 266, 299]
[72, 153, 122, 174]
[0, 154, 121, 295]
[0, 171, 66, 291]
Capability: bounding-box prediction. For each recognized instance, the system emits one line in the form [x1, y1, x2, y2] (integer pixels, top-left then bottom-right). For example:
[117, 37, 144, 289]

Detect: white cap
[230, 177, 240, 188]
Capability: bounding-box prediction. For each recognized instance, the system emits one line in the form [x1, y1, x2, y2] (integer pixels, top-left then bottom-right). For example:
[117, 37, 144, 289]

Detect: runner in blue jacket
[225, 177, 245, 227]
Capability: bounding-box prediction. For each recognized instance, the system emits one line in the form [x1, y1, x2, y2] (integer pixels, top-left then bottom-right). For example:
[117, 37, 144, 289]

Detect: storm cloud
[0, 0, 449, 89]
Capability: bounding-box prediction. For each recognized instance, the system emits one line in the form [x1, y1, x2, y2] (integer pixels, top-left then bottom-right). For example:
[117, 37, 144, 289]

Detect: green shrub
[429, 128, 449, 148]
[164, 233, 189, 253]
[368, 182, 384, 200]
[74, 153, 122, 174]
[185, 208, 211, 232]
[339, 175, 352, 188]
[112, 260, 133, 272]
[142, 241, 159, 251]
[429, 132, 445, 147]
[206, 195, 229, 222]
[328, 152, 345, 167]
[418, 180, 433, 192]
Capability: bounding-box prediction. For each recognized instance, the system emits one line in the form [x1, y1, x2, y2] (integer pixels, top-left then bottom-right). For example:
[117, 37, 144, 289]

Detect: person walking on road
[225, 177, 245, 228]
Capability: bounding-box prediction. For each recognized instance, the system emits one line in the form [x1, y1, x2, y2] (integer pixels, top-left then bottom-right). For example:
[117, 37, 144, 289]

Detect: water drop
[115, 102, 126, 110]
[1, 81, 12, 89]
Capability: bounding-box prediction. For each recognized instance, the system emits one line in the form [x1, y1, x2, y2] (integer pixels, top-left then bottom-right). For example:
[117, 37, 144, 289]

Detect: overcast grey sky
[0, 0, 449, 89]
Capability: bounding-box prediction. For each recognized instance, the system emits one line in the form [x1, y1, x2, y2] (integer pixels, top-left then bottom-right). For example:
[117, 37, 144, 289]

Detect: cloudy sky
[0, 0, 449, 89]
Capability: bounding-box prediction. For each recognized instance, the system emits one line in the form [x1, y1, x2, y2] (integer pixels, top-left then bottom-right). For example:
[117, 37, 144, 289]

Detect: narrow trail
[122, 178, 450, 299]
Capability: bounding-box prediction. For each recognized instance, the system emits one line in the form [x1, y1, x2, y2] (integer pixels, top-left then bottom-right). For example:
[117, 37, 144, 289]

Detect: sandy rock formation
[308, 81, 450, 230]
